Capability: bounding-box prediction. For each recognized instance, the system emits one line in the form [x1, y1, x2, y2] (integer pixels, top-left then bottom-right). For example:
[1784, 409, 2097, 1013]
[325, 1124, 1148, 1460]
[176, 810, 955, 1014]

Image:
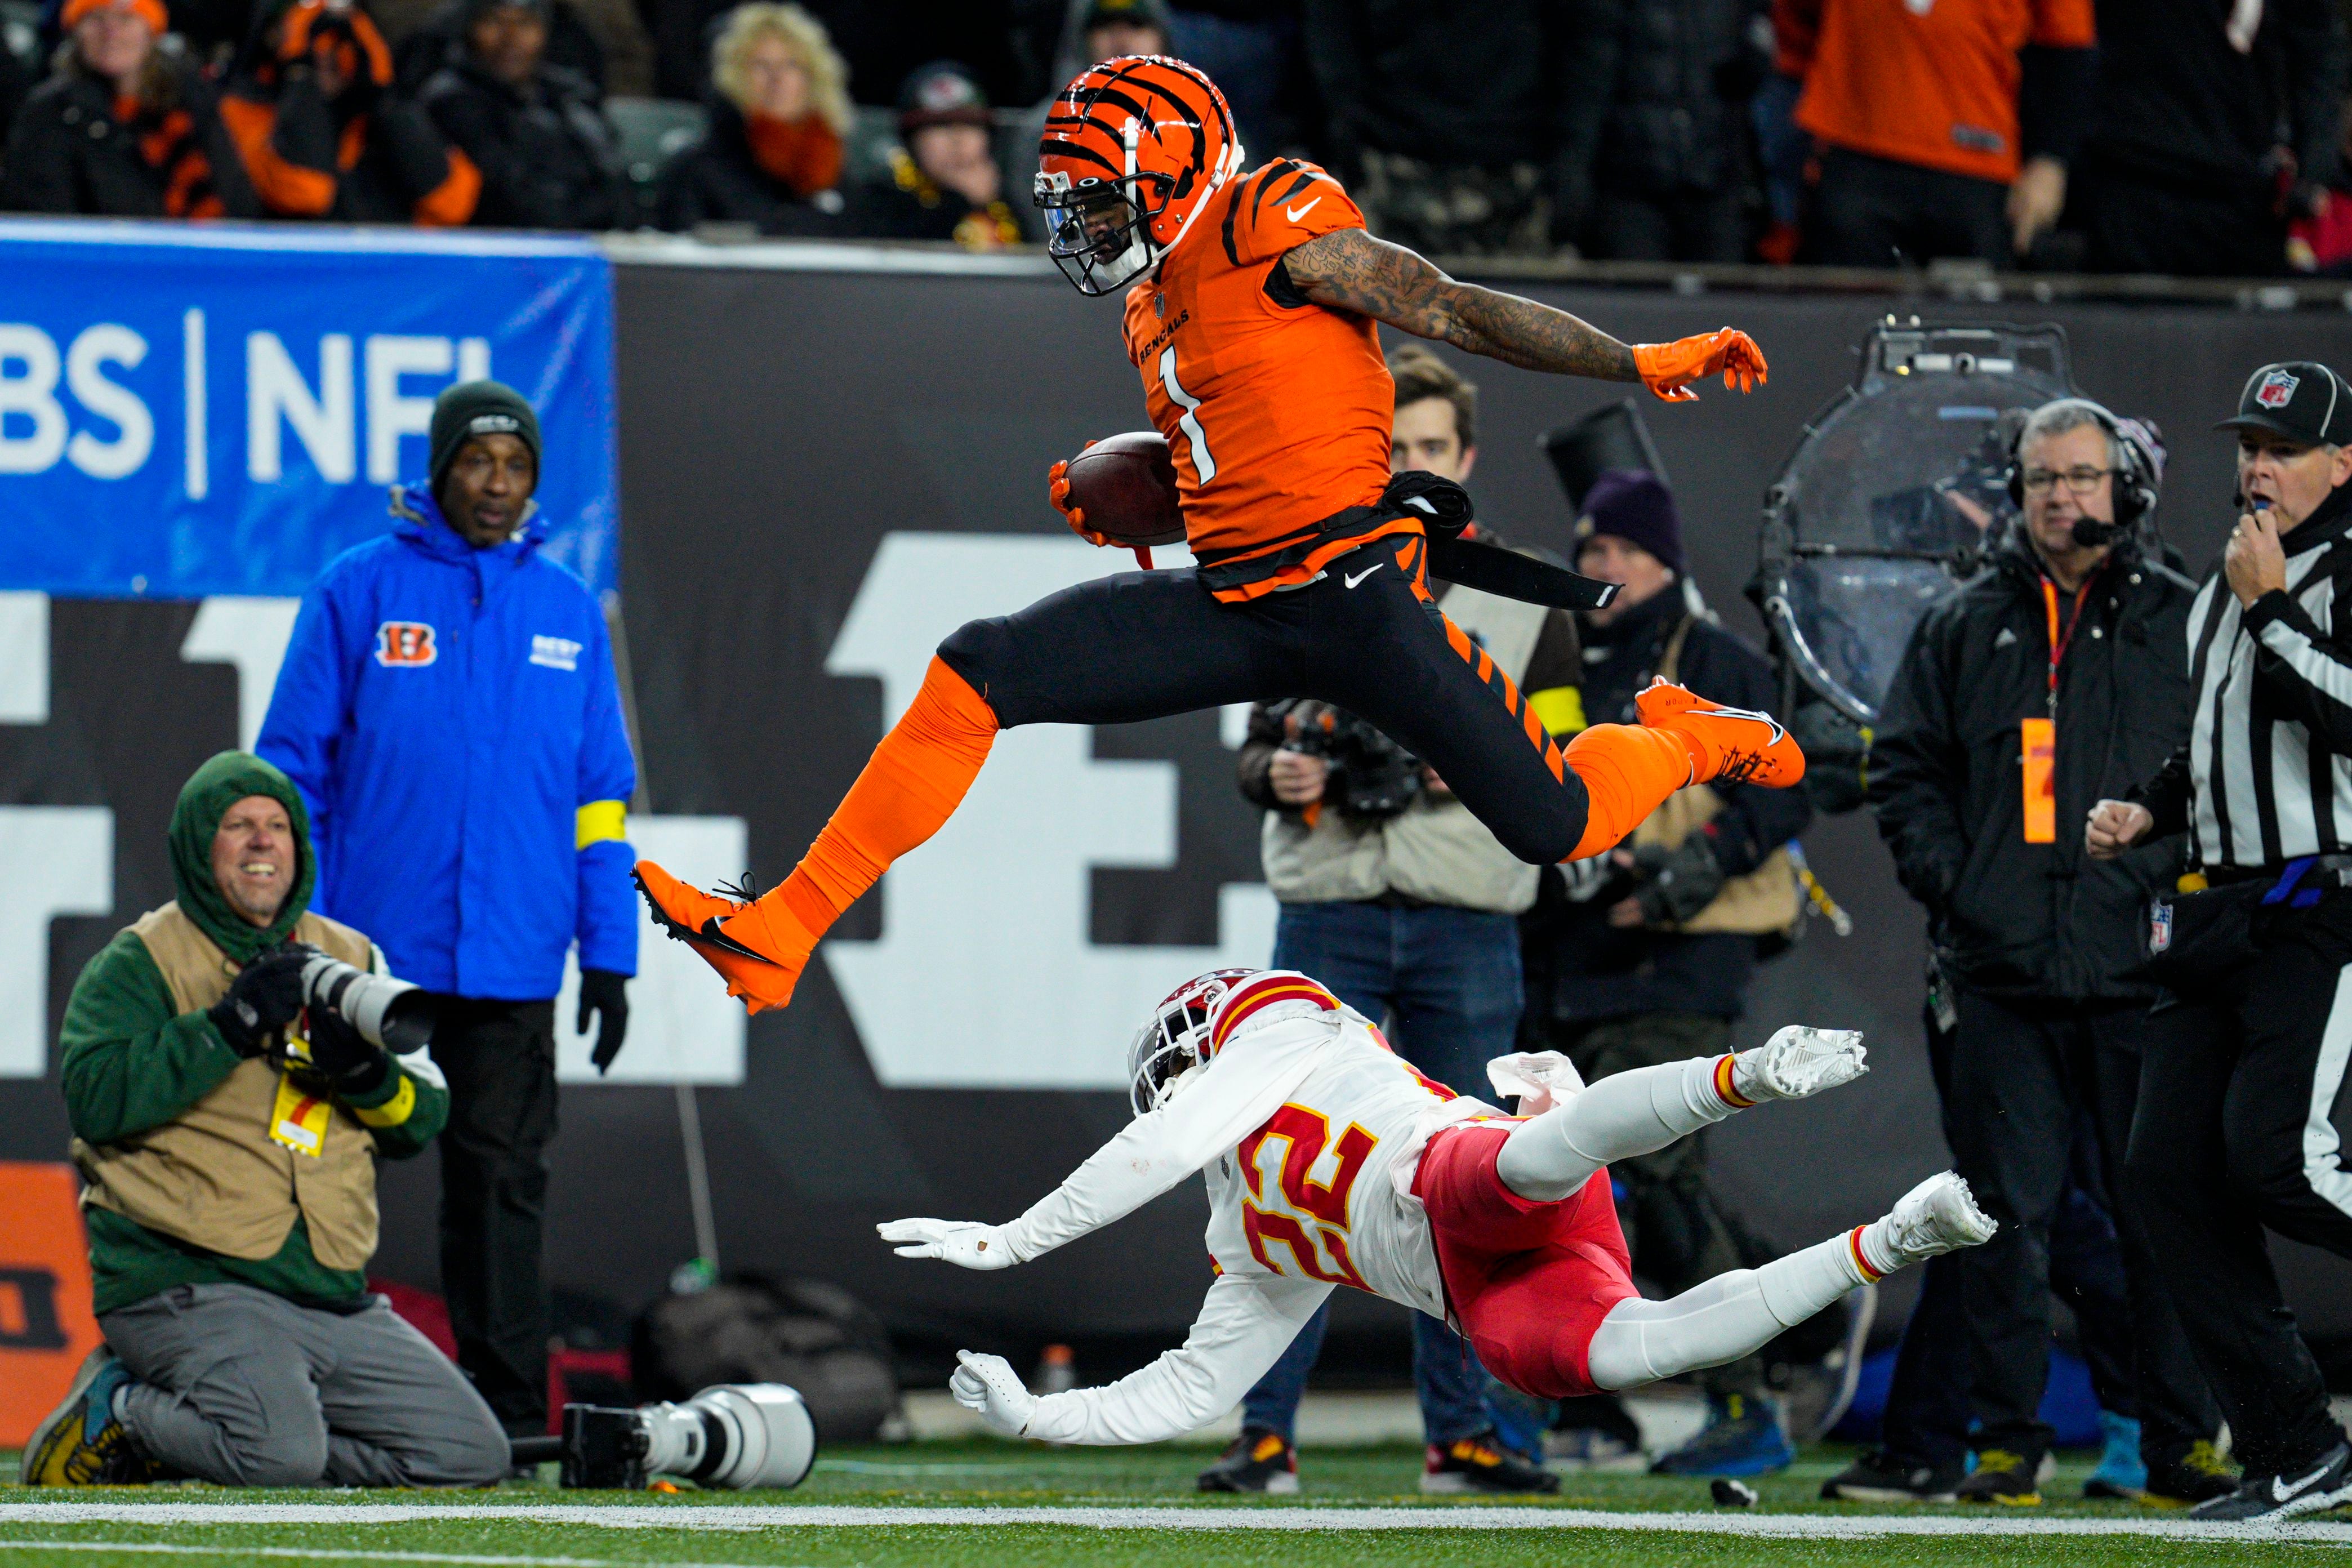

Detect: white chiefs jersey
[1000, 972, 1513, 1445]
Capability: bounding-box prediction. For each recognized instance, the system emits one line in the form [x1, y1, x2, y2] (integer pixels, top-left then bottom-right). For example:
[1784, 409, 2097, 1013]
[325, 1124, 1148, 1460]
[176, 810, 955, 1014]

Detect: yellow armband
[576, 799, 627, 850]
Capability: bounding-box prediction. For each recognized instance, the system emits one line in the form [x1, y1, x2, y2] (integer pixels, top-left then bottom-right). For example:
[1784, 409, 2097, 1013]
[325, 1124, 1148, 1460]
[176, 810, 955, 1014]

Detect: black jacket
[1302, 0, 1581, 177]
[420, 56, 625, 229]
[1, 59, 260, 217]
[653, 99, 846, 236]
[1531, 589, 1813, 1023]
[1872, 540, 2194, 1002]
[1557, 0, 1769, 215]
[2085, 0, 2345, 198]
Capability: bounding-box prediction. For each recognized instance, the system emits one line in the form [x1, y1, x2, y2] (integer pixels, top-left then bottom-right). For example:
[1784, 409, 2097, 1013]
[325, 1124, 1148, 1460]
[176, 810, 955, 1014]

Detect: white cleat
[1877, 1172, 1998, 1269]
[1737, 1026, 1868, 1101]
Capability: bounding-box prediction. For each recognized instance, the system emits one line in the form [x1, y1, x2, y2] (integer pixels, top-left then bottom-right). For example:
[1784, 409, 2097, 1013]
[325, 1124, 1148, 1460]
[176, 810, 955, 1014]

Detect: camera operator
[1196, 346, 1584, 1497]
[2088, 362, 2352, 1521]
[1525, 468, 1815, 1477]
[1871, 399, 2224, 1506]
[23, 752, 505, 1489]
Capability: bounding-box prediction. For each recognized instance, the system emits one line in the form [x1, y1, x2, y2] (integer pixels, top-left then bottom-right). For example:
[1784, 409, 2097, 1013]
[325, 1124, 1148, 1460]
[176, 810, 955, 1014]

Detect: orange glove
[1048, 443, 1112, 548]
[1632, 327, 1768, 403]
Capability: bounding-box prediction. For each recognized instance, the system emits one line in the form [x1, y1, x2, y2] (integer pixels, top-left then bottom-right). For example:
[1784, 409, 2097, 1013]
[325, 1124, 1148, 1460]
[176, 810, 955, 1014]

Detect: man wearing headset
[1869, 398, 2224, 1505]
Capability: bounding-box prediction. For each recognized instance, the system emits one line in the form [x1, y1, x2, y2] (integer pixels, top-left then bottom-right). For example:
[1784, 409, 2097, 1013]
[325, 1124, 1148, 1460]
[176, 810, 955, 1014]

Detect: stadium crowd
[0, 0, 2349, 273]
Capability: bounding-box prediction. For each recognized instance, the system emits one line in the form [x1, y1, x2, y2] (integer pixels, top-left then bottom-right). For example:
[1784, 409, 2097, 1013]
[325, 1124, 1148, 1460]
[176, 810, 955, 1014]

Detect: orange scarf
[742, 111, 841, 199]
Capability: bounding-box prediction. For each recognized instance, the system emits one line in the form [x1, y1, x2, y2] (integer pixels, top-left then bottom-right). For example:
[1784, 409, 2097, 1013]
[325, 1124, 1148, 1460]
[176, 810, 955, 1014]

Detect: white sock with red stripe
[1753, 1227, 1882, 1333]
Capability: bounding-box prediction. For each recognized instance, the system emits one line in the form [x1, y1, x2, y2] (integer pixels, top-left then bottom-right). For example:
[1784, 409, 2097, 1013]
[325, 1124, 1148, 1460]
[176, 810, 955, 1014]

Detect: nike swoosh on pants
[1343, 564, 1383, 589]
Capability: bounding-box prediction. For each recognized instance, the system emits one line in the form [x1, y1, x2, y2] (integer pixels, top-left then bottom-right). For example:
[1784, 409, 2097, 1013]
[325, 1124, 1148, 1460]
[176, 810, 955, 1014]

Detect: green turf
[0, 1442, 2338, 1568]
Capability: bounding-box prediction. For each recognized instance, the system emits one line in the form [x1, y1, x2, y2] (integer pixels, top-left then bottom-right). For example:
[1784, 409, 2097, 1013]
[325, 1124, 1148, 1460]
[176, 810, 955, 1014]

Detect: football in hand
[1062, 431, 1186, 546]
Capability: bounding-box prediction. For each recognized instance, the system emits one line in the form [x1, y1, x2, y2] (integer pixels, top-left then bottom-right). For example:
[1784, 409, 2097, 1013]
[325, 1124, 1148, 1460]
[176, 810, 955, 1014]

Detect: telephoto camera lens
[297, 952, 436, 1053]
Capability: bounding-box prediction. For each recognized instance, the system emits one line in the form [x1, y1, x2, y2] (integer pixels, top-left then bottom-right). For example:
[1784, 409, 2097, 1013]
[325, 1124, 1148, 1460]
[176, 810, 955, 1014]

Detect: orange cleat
[633, 859, 815, 1015]
[1635, 678, 1806, 789]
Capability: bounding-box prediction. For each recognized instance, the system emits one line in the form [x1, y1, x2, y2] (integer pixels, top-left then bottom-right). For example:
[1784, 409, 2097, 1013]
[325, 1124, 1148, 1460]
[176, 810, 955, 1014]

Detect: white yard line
[0, 1544, 801, 1568]
[2, 1503, 2350, 1545]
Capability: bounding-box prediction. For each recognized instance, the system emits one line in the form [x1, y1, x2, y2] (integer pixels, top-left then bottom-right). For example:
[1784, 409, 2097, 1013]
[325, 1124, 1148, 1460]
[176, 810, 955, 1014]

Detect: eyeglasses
[2021, 467, 2113, 496]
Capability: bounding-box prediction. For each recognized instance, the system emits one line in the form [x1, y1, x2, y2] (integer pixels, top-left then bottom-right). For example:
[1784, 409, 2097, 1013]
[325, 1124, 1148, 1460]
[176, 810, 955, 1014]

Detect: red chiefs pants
[1413, 1122, 1641, 1399]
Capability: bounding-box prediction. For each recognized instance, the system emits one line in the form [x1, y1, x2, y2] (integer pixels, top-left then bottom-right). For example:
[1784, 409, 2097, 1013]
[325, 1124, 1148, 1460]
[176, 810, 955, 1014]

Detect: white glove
[1485, 1050, 1587, 1116]
[1734, 1025, 1868, 1102]
[949, 1349, 1037, 1438]
[877, 1217, 1021, 1270]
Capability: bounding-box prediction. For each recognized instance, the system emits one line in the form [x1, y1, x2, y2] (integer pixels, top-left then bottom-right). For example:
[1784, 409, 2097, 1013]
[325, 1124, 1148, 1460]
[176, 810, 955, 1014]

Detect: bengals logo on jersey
[375, 621, 437, 667]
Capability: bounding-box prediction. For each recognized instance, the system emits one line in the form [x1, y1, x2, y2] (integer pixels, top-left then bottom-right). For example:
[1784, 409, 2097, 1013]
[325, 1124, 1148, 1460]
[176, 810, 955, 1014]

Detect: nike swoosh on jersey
[1343, 563, 1383, 589]
[1286, 198, 1322, 223]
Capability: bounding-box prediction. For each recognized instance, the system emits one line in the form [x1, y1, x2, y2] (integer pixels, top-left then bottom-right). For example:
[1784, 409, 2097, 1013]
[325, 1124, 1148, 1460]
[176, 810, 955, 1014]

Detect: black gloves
[1630, 834, 1728, 926]
[208, 948, 313, 1058]
[299, 1006, 391, 1098]
[578, 969, 630, 1075]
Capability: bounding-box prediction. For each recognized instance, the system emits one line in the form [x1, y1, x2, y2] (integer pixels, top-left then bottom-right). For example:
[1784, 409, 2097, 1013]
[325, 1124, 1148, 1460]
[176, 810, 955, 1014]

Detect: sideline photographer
[1200, 347, 1584, 1496]
[23, 751, 505, 1489]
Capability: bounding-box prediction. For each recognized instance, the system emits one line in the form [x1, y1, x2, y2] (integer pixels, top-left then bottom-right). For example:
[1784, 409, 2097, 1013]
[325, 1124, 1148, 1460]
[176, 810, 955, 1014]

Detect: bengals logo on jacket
[375, 622, 437, 667]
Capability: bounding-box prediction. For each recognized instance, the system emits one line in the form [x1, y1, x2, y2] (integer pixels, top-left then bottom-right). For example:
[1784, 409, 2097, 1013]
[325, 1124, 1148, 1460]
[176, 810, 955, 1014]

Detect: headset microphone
[2072, 516, 2129, 548]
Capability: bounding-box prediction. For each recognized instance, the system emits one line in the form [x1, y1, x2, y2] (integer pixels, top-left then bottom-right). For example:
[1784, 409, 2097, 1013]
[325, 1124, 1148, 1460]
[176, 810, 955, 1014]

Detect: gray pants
[100, 1282, 509, 1487]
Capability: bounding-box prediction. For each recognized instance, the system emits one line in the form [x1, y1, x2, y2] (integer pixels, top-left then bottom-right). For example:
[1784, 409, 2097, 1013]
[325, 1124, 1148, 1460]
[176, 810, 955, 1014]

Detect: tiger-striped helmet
[1034, 55, 1244, 297]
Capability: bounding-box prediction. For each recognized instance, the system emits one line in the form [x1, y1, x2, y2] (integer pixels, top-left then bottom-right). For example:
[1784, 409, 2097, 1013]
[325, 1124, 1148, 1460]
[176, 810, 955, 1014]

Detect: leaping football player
[636, 56, 1793, 1015]
[883, 969, 1996, 1465]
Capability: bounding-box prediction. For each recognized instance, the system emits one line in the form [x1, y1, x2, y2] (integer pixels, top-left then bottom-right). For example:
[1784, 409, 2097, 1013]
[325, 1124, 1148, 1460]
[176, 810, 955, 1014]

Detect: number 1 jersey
[1119, 161, 1404, 603]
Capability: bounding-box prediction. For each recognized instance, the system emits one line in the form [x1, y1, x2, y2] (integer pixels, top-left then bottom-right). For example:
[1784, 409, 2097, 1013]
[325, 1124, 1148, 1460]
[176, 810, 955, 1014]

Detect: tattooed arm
[1282, 227, 1638, 380]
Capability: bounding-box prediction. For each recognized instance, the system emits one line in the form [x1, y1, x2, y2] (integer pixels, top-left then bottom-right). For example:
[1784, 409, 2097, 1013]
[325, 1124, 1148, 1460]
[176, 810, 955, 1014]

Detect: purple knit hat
[1575, 468, 1684, 574]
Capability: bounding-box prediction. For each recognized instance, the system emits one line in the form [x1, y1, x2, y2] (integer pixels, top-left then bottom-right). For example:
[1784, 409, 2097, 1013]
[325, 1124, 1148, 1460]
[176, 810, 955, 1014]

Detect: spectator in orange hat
[1, 0, 260, 215]
[653, 2, 850, 235]
[1777, 0, 2094, 268]
[218, 0, 480, 224]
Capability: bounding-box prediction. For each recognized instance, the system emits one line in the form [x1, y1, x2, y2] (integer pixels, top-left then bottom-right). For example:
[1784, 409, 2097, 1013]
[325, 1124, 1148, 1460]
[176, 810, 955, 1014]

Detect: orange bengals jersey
[1120, 159, 1404, 603]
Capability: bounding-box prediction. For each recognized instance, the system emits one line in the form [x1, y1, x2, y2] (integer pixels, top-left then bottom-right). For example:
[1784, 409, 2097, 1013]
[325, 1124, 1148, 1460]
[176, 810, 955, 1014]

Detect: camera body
[1269, 699, 1423, 822]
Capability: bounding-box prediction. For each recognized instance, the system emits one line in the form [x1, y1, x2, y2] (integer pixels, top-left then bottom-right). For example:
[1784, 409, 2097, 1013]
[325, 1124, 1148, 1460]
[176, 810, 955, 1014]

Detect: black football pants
[2127, 894, 2352, 1480]
[428, 997, 559, 1437]
[1945, 991, 2220, 1463]
[937, 540, 1594, 864]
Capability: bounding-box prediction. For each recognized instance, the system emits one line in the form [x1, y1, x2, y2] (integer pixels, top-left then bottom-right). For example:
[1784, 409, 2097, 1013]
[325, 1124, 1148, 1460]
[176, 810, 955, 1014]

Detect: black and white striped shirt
[2148, 495, 2352, 869]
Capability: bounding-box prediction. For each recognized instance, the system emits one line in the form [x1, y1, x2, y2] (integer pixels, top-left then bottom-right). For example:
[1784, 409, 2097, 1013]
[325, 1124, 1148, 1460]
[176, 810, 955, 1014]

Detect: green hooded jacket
[58, 751, 449, 1315]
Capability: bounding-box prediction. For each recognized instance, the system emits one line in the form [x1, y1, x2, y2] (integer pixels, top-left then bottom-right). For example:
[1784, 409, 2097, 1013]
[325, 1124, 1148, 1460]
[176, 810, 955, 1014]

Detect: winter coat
[420, 54, 626, 229]
[0, 55, 260, 216]
[2085, 0, 2344, 199]
[219, 69, 479, 224]
[255, 486, 638, 1001]
[653, 97, 847, 235]
[1871, 540, 2195, 1001]
[1560, 0, 1769, 208]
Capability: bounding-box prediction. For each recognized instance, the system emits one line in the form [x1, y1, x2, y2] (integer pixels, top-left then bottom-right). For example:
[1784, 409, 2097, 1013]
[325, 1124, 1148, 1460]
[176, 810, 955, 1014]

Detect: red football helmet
[1034, 55, 1244, 297]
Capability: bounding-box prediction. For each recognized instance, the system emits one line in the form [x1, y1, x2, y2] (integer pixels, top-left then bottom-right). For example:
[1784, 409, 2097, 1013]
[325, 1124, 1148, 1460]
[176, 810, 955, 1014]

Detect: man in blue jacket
[258, 379, 636, 1437]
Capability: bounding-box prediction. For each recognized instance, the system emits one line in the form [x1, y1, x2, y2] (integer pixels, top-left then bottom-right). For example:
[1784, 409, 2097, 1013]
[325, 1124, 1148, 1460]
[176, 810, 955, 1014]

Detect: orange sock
[753, 656, 1000, 946]
[1561, 723, 1696, 861]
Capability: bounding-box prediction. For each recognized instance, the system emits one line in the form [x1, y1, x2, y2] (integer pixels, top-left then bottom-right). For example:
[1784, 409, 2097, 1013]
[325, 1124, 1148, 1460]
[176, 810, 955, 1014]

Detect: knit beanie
[429, 380, 541, 495]
[1575, 467, 1685, 574]
[64, 0, 169, 39]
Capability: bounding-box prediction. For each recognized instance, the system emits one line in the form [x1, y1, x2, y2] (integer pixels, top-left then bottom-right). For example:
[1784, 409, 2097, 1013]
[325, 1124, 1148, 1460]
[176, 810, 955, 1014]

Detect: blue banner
[0, 219, 617, 599]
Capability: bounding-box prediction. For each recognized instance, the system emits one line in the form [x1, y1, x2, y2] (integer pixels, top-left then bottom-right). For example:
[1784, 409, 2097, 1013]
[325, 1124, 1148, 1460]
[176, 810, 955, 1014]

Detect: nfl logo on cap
[2258, 369, 2300, 409]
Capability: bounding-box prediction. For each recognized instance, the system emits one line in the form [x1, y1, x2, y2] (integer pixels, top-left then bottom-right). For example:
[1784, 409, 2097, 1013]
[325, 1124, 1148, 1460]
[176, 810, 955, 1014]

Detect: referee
[2088, 361, 2352, 1521]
